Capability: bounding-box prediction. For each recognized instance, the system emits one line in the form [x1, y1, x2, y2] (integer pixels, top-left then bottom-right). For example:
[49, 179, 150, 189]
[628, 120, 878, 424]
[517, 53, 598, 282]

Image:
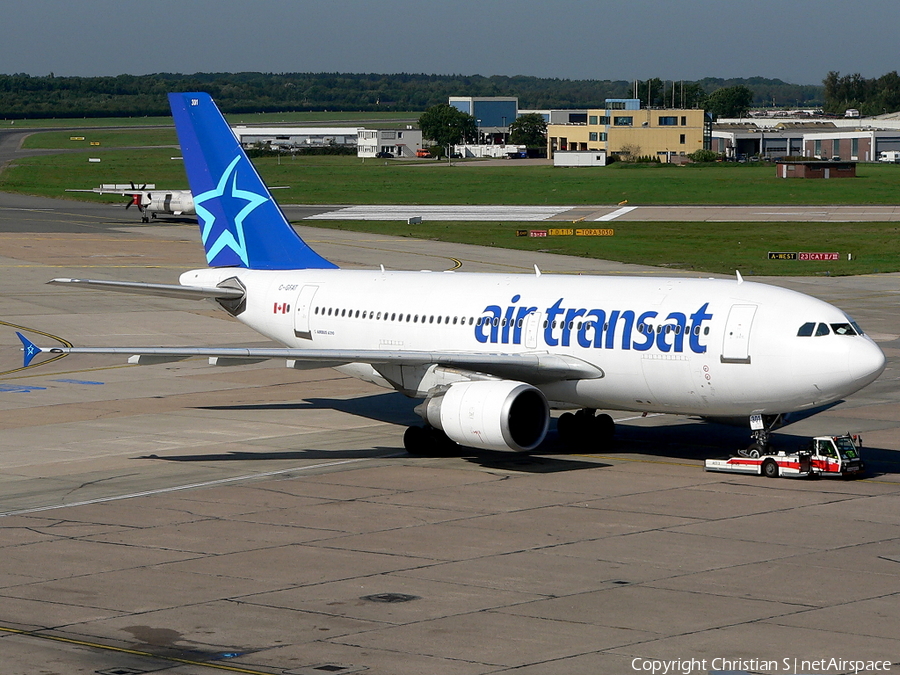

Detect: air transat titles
[476, 296, 714, 354]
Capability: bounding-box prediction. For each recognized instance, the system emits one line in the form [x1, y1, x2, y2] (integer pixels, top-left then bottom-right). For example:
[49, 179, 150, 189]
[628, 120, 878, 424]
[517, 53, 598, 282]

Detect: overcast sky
[3, 0, 897, 85]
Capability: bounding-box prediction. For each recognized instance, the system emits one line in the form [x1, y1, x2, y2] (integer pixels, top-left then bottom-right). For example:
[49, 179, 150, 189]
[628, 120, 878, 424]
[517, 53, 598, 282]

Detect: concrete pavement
[1, 193, 899, 675]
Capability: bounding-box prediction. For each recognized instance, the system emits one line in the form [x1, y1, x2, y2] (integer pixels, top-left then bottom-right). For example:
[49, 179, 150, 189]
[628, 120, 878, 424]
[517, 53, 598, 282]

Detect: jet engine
[416, 380, 549, 452]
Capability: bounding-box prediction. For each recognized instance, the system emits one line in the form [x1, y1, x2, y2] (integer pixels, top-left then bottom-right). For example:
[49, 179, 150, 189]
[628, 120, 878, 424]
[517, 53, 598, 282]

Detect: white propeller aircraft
[18, 92, 886, 456]
[66, 184, 195, 223]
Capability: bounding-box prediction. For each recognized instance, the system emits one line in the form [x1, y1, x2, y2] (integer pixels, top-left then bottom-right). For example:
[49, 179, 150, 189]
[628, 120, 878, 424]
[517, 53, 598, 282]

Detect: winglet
[16, 332, 42, 367]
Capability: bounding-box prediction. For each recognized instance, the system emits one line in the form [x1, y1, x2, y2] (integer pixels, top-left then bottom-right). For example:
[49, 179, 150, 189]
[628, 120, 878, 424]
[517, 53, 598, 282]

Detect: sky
[3, 0, 898, 86]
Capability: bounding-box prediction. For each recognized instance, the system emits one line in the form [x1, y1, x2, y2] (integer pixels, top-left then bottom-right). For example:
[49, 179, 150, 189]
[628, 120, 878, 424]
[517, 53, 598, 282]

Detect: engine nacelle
[417, 380, 549, 452]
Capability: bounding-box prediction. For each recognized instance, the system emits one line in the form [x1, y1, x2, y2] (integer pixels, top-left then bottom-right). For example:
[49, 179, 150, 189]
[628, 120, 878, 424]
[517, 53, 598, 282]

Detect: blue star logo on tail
[16, 332, 43, 367]
[194, 155, 268, 267]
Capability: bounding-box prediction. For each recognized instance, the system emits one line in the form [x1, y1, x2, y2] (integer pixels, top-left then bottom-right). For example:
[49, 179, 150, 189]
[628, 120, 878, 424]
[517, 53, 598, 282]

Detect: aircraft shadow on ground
[138, 446, 403, 462]
[195, 392, 422, 426]
[184, 394, 898, 475]
[461, 451, 610, 474]
[131, 216, 197, 225]
[139, 445, 609, 474]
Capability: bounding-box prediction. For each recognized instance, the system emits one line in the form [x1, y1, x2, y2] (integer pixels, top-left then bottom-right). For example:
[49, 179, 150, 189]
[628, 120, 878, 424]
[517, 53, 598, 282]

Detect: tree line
[0, 72, 825, 120]
[824, 71, 900, 116]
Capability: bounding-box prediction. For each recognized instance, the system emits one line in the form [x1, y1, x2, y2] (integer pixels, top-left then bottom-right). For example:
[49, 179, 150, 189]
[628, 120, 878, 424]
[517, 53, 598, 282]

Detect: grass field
[0, 149, 190, 195]
[2, 136, 900, 276]
[311, 219, 900, 277]
[22, 129, 179, 149]
[6, 149, 900, 206]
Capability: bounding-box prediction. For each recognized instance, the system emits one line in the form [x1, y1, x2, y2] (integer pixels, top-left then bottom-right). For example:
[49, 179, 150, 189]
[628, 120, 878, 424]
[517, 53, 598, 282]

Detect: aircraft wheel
[559, 411, 614, 450]
[762, 459, 779, 478]
[427, 426, 460, 456]
[404, 425, 459, 457]
[403, 425, 427, 455]
[556, 412, 576, 440]
[593, 413, 615, 445]
[747, 442, 765, 458]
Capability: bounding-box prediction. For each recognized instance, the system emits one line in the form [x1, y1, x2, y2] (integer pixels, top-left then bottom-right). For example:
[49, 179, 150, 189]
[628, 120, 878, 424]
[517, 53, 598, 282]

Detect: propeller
[124, 183, 148, 211]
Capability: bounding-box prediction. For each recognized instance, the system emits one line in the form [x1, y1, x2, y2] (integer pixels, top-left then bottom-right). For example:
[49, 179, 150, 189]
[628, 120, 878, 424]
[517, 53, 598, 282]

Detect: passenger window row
[314, 306, 476, 326]
[311, 307, 718, 337]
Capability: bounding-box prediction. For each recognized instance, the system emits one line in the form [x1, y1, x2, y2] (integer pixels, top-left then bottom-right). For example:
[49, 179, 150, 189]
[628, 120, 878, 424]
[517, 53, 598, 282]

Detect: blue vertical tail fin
[168, 92, 336, 271]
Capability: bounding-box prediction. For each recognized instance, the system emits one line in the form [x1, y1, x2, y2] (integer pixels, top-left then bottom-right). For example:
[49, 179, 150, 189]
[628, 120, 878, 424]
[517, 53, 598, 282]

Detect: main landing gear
[556, 409, 615, 449]
[403, 424, 459, 456]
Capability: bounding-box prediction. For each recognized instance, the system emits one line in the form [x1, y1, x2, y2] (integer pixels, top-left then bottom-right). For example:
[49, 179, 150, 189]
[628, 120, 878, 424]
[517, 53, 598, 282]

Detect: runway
[1, 192, 900, 674]
[301, 203, 900, 223]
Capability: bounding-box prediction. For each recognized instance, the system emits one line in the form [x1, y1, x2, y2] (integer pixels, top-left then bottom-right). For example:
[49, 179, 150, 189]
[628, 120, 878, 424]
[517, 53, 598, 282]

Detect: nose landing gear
[739, 413, 784, 457]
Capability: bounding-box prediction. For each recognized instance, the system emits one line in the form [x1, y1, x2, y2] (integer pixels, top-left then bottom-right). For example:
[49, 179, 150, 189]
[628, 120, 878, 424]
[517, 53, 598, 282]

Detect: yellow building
[547, 99, 710, 161]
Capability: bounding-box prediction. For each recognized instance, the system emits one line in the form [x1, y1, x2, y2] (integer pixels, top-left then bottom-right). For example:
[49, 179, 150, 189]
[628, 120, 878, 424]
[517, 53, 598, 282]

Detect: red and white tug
[704, 435, 865, 479]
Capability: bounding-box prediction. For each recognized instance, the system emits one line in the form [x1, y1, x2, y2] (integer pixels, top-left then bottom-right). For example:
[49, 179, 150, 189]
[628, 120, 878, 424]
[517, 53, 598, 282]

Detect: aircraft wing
[16, 333, 603, 383]
[64, 188, 177, 196]
[65, 188, 151, 196]
[48, 278, 244, 301]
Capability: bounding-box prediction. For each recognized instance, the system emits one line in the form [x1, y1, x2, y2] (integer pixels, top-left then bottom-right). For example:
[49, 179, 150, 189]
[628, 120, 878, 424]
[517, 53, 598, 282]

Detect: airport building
[231, 125, 424, 159]
[233, 126, 361, 150]
[553, 150, 608, 166]
[711, 122, 900, 161]
[546, 99, 711, 161]
[801, 128, 900, 161]
[710, 122, 835, 159]
[548, 109, 588, 124]
[450, 96, 519, 143]
[357, 128, 424, 158]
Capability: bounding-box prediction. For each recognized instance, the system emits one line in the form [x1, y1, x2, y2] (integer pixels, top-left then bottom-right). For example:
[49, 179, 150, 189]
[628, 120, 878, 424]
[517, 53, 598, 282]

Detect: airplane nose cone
[849, 338, 886, 385]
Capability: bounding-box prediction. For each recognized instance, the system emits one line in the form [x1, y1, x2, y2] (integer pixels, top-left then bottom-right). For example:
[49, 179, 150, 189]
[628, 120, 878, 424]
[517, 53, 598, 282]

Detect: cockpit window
[851, 321, 865, 336]
[797, 322, 815, 337]
[815, 323, 831, 336]
[830, 323, 857, 336]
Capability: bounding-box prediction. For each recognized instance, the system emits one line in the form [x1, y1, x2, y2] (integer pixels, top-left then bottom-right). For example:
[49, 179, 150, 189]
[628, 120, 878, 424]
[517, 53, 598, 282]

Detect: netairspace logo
[630, 656, 892, 674]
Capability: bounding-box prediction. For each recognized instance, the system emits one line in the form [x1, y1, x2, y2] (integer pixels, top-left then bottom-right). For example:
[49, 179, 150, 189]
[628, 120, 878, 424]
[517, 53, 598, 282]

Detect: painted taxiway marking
[594, 206, 637, 221]
[0, 455, 404, 518]
[0, 207, 55, 212]
[0, 624, 280, 675]
[0, 320, 71, 377]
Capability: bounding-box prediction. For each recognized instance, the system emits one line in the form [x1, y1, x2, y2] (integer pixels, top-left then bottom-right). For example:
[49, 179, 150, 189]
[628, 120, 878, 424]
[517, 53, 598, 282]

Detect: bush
[688, 149, 721, 163]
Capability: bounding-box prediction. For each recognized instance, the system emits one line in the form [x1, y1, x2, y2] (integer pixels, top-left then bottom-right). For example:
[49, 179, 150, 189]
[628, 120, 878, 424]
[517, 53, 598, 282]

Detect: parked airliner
[18, 92, 886, 456]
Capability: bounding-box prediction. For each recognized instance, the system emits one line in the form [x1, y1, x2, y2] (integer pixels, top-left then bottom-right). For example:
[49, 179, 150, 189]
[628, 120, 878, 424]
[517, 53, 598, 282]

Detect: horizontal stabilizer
[16, 332, 42, 367]
[48, 278, 244, 301]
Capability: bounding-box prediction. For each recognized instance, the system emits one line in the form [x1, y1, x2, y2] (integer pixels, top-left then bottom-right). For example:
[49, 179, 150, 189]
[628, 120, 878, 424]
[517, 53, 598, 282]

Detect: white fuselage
[180, 267, 886, 418]
[139, 190, 195, 216]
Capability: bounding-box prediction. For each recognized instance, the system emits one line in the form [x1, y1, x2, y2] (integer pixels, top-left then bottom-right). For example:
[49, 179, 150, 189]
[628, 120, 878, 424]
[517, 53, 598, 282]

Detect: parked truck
[878, 150, 900, 163]
[704, 435, 864, 479]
